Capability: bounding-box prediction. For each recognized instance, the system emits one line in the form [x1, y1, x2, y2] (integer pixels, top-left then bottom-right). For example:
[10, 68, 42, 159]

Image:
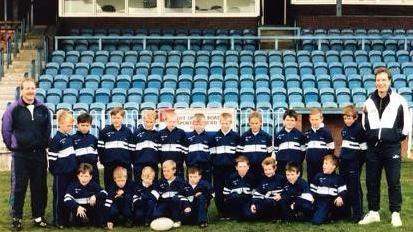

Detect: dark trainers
[33, 218, 49, 228]
[11, 218, 22, 231]
[199, 222, 208, 228]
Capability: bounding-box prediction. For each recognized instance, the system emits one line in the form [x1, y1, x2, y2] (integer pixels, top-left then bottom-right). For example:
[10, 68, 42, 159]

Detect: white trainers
[391, 212, 402, 227]
[359, 211, 380, 225]
[173, 221, 181, 228]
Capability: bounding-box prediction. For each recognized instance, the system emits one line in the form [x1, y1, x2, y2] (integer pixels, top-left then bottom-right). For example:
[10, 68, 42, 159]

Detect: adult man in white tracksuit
[359, 67, 411, 227]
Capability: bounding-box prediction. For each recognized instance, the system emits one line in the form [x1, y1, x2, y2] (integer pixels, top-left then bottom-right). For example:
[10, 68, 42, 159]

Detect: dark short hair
[77, 113, 93, 124]
[188, 166, 202, 175]
[283, 109, 299, 120]
[374, 67, 392, 80]
[77, 163, 93, 175]
[285, 162, 301, 174]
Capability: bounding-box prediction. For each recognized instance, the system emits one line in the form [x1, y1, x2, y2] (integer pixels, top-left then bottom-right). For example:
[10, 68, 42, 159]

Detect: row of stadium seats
[301, 28, 413, 37]
[43, 60, 413, 77]
[38, 73, 413, 91]
[35, 86, 413, 109]
[50, 49, 413, 65]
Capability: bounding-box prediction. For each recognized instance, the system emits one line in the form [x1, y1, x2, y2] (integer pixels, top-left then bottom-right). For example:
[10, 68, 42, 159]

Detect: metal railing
[54, 34, 413, 51]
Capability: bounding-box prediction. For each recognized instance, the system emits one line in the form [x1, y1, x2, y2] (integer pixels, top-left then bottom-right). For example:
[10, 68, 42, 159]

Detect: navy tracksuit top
[72, 131, 98, 165]
[210, 129, 240, 167]
[340, 122, 367, 160]
[186, 130, 213, 166]
[274, 128, 307, 163]
[104, 180, 136, 209]
[64, 180, 107, 209]
[305, 125, 335, 163]
[158, 127, 188, 164]
[238, 129, 272, 166]
[190, 179, 213, 202]
[223, 172, 257, 198]
[97, 125, 133, 166]
[131, 125, 160, 165]
[281, 178, 314, 203]
[48, 131, 77, 175]
[151, 176, 194, 208]
[133, 181, 156, 204]
[310, 172, 347, 200]
[252, 174, 286, 203]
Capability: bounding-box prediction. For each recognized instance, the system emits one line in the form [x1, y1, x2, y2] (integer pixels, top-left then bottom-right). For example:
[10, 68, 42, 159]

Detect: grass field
[0, 162, 412, 231]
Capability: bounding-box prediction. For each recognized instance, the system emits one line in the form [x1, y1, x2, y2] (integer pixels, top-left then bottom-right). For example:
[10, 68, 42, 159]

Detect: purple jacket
[1, 98, 51, 153]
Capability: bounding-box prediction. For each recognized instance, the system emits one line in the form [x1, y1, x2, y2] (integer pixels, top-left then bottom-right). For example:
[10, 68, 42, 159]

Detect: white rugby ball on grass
[150, 217, 174, 231]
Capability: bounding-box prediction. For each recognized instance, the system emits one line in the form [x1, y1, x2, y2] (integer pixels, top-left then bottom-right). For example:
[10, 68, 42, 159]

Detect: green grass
[1, 162, 413, 231]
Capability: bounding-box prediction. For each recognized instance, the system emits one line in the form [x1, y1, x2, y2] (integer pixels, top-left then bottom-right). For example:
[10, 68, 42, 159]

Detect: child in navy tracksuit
[305, 108, 335, 183]
[274, 109, 307, 175]
[72, 113, 99, 183]
[104, 166, 135, 230]
[182, 166, 213, 228]
[311, 155, 348, 225]
[64, 163, 107, 227]
[131, 110, 160, 180]
[158, 111, 188, 178]
[151, 160, 194, 228]
[210, 112, 240, 218]
[48, 109, 77, 228]
[186, 113, 214, 183]
[133, 166, 157, 226]
[278, 162, 314, 222]
[248, 157, 286, 220]
[223, 155, 257, 220]
[339, 105, 367, 222]
[98, 107, 134, 189]
[238, 111, 273, 178]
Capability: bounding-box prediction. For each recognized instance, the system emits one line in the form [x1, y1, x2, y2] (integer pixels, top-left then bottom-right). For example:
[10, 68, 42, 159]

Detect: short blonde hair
[141, 166, 155, 179]
[19, 78, 35, 90]
[162, 160, 176, 170]
[261, 157, 277, 169]
[220, 112, 232, 121]
[164, 111, 177, 121]
[248, 111, 262, 122]
[113, 166, 127, 180]
[143, 110, 157, 120]
[309, 108, 323, 118]
[57, 109, 73, 124]
[342, 105, 358, 119]
[192, 113, 206, 122]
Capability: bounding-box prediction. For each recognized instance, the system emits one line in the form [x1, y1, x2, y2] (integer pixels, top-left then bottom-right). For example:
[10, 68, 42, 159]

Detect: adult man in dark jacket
[2, 78, 51, 230]
[359, 68, 411, 227]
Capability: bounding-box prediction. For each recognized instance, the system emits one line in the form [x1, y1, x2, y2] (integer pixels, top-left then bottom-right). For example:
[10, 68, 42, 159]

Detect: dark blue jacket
[131, 125, 160, 165]
[252, 174, 286, 204]
[186, 130, 214, 166]
[189, 179, 213, 202]
[305, 124, 335, 164]
[340, 122, 367, 160]
[72, 131, 98, 165]
[238, 129, 272, 166]
[210, 129, 240, 167]
[48, 131, 77, 175]
[132, 181, 156, 205]
[223, 171, 257, 200]
[274, 128, 307, 164]
[104, 180, 135, 209]
[151, 176, 194, 208]
[310, 172, 347, 200]
[97, 124, 133, 166]
[280, 178, 314, 204]
[64, 180, 107, 209]
[158, 127, 188, 165]
[1, 98, 51, 153]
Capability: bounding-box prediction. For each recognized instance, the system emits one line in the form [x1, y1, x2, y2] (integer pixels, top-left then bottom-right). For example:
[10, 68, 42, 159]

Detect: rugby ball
[150, 217, 174, 231]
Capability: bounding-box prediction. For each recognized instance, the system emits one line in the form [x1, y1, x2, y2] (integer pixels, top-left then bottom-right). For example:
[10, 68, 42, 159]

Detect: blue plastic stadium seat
[224, 88, 238, 103]
[209, 74, 224, 89]
[168, 51, 181, 63]
[283, 50, 296, 63]
[284, 62, 298, 75]
[302, 74, 316, 89]
[193, 74, 208, 89]
[332, 74, 347, 89]
[84, 75, 100, 89]
[127, 88, 143, 103]
[177, 74, 192, 89]
[90, 62, 105, 76]
[51, 50, 65, 64]
[62, 88, 78, 104]
[210, 62, 224, 76]
[336, 88, 352, 107]
[392, 74, 407, 88]
[211, 50, 224, 63]
[175, 88, 191, 103]
[358, 62, 373, 76]
[240, 74, 254, 89]
[320, 88, 335, 104]
[192, 88, 207, 104]
[311, 50, 325, 63]
[396, 50, 410, 64]
[61, 40, 74, 51]
[66, 51, 80, 64]
[385, 40, 398, 51]
[79, 51, 94, 64]
[340, 50, 354, 63]
[60, 62, 74, 76]
[297, 50, 311, 63]
[369, 50, 382, 63]
[124, 51, 138, 63]
[147, 75, 162, 89]
[269, 51, 282, 63]
[398, 87, 413, 104]
[239, 62, 252, 76]
[344, 40, 357, 52]
[120, 62, 135, 76]
[407, 74, 413, 87]
[100, 74, 116, 89]
[286, 74, 300, 88]
[344, 62, 358, 76]
[109, 51, 124, 63]
[46, 88, 62, 105]
[240, 87, 255, 106]
[256, 74, 270, 88]
[95, 51, 109, 64]
[139, 50, 153, 63]
[150, 63, 165, 76]
[153, 51, 167, 63]
[38, 74, 53, 90]
[272, 87, 288, 106]
[225, 50, 238, 63]
[329, 62, 344, 76]
[314, 62, 328, 76]
[78, 88, 94, 104]
[363, 74, 376, 89]
[182, 50, 196, 63]
[383, 50, 396, 63]
[56, 102, 72, 111]
[36, 89, 46, 103]
[352, 88, 366, 106]
[68, 75, 84, 90]
[372, 62, 386, 72]
[270, 74, 285, 89]
[330, 40, 343, 52]
[287, 87, 303, 104]
[355, 50, 369, 63]
[269, 62, 283, 75]
[143, 88, 159, 104]
[196, 50, 209, 63]
[208, 88, 223, 104]
[163, 74, 178, 89]
[401, 62, 413, 75]
[254, 50, 267, 63]
[225, 62, 239, 76]
[347, 74, 362, 88]
[256, 87, 271, 103]
[74, 63, 89, 77]
[224, 74, 239, 89]
[254, 62, 268, 76]
[317, 74, 332, 89]
[53, 75, 69, 90]
[73, 102, 89, 113]
[135, 62, 150, 76]
[111, 88, 127, 104]
[387, 62, 401, 75]
[299, 62, 313, 75]
[159, 88, 175, 104]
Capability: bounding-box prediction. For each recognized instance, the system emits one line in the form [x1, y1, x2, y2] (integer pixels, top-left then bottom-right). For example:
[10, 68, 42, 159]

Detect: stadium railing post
[0, 48, 3, 80]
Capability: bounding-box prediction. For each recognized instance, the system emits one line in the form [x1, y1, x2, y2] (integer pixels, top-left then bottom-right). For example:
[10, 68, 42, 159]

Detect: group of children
[47, 105, 366, 229]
